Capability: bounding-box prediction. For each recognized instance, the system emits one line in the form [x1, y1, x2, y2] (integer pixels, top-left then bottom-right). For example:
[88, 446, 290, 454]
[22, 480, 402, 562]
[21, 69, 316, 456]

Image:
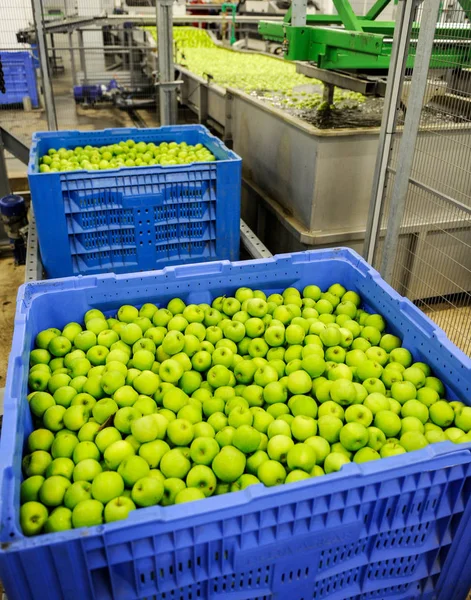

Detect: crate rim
[28, 124, 241, 177]
[2, 247, 471, 552]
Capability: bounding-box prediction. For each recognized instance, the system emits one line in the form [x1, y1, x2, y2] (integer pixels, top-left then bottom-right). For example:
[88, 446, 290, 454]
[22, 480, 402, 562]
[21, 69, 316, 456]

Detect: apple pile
[147, 26, 364, 110]
[38, 140, 216, 173]
[20, 284, 470, 537]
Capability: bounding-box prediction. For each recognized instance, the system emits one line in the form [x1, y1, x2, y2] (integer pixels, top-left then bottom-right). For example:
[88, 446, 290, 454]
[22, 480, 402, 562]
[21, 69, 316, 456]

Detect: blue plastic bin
[28, 126, 241, 278]
[0, 51, 38, 108]
[1, 248, 471, 600]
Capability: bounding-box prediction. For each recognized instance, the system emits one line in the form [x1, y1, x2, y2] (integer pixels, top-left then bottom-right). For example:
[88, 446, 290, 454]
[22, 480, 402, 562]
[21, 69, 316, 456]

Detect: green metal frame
[259, 0, 471, 70]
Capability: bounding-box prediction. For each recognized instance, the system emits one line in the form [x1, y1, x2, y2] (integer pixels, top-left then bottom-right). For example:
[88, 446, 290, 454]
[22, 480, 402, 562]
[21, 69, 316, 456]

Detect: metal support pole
[68, 30, 77, 86]
[156, 0, 178, 125]
[380, 0, 441, 283]
[363, 0, 419, 265]
[322, 83, 334, 105]
[292, 0, 307, 26]
[0, 131, 11, 198]
[77, 29, 87, 85]
[31, 0, 57, 130]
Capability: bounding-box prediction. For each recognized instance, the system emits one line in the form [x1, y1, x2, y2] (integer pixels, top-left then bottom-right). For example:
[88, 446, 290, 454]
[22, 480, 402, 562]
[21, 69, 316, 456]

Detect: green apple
[48, 336, 72, 358]
[94, 427, 121, 454]
[53, 386, 78, 408]
[101, 370, 126, 395]
[425, 429, 448, 444]
[211, 445, 246, 482]
[303, 436, 329, 464]
[20, 501, 49, 536]
[72, 498, 104, 528]
[366, 426, 386, 451]
[288, 395, 317, 419]
[30, 348, 52, 366]
[317, 415, 343, 443]
[356, 360, 383, 381]
[455, 406, 471, 432]
[114, 407, 141, 434]
[163, 387, 189, 413]
[74, 331, 97, 352]
[167, 418, 194, 446]
[429, 400, 454, 427]
[145, 326, 167, 346]
[207, 412, 228, 433]
[72, 458, 102, 482]
[257, 459, 286, 486]
[73, 441, 100, 463]
[446, 427, 465, 442]
[380, 442, 406, 458]
[186, 465, 217, 497]
[160, 448, 191, 479]
[92, 397, 118, 424]
[267, 419, 292, 439]
[364, 393, 390, 415]
[400, 431, 428, 451]
[290, 415, 317, 441]
[91, 471, 125, 504]
[39, 475, 71, 507]
[117, 304, 139, 323]
[139, 439, 170, 468]
[104, 496, 136, 523]
[30, 392, 55, 418]
[28, 429, 54, 452]
[104, 440, 135, 470]
[374, 410, 402, 437]
[391, 381, 417, 403]
[231, 425, 261, 454]
[117, 455, 150, 488]
[353, 447, 380, 463]
[20, 475, 45, 503]
[63, 405, 89, 431]
[160, 477, 186, 506]
[190, 437, 220, 465]
[192, 351, 212, 373]
[400, 416, 425, 435]
[286, 443, 316, 472]
[425, 376, 445, 397]
[324, 452, 350, 473]
[228, 406, 253, 428]
[113, 385, 138, 408]
[339, 422, 368, 451]
[266, 434, 294, 464]
[28, 369, 51, 392]
[231, 473, 261, 490]
[35, 328, 60, 350]
[389, 348, 412, 368]
[401, 399, 429, 424]
[193, 421, 215, 438]
[345, 404, 373, 427]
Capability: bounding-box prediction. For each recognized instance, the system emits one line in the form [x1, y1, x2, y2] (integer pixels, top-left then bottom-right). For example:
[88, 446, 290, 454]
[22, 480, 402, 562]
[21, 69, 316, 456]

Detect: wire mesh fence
[371, 0, 471, 355]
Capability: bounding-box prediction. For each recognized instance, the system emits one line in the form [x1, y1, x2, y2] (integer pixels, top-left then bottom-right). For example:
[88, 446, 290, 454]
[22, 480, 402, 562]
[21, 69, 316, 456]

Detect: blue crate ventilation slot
[28, 126, 241, 277]
[1, 248, 471, 600]
[0, 51, 38, 108]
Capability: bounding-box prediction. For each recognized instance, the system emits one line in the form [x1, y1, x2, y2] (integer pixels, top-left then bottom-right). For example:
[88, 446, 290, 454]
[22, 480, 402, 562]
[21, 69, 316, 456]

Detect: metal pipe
[77, 29, 87, 85]
[0, 131, 11, 198]
[156, 0, 178, 125]
[380, 0, 442, 283]
[363, 0, 418, 264]
[31, 0, 57, 130]
[68, 30, 77, 86]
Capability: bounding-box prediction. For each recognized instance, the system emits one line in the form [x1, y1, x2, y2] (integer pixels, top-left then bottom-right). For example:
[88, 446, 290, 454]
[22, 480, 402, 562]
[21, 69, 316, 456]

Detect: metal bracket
[240, 219, 273, 259]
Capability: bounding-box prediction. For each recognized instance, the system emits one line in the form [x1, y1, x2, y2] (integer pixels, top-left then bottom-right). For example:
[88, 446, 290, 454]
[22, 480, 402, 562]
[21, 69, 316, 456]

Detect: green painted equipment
[259, 0, 471, 70]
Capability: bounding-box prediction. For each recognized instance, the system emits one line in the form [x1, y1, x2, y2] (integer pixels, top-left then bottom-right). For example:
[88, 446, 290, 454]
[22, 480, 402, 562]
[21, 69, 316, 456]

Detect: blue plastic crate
[1, 248, 471, 600]
[27, 126, 241, 278]
[0, 51, 39, 108]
